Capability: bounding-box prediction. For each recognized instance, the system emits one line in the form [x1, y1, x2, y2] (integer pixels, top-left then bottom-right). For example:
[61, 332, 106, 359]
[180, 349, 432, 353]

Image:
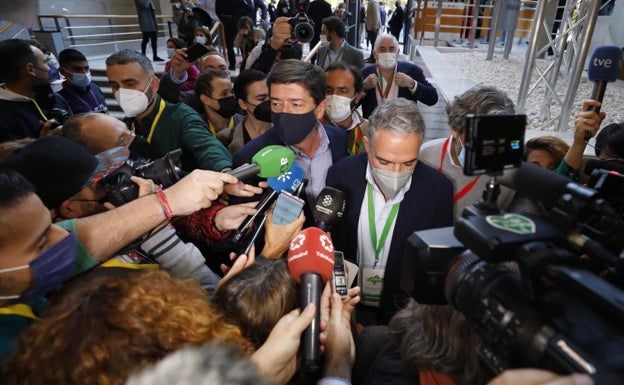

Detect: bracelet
[155, 185, 173, 220]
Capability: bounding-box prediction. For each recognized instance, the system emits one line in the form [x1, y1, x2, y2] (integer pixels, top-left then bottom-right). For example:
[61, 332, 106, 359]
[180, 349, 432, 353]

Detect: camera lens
[294, 23, 314, 43]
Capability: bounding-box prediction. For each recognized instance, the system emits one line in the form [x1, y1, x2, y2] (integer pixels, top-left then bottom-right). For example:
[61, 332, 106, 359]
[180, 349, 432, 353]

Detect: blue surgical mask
[167, 48, 176, 58]
[272, 109, 318, 146]
[69, 71, 91, 88]
[456, 137, 465, 168]
[0, 232, 77, 301]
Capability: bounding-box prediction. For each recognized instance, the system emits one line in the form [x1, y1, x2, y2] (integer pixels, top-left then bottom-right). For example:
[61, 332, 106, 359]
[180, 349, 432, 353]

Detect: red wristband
[155, 185, 173, 220]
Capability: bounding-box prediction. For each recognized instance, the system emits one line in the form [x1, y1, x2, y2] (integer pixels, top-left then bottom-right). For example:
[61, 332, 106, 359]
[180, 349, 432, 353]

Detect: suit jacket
[317, 41, 365, 69]
[233, 123, 348, 226]
[360, 61, 438, 118]
[326, 154, 454, 323]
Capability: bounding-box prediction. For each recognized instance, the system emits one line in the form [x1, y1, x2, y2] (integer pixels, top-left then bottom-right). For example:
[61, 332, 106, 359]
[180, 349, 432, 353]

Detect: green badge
[366, 275, 384, 285]
[485, 213, 536, 234]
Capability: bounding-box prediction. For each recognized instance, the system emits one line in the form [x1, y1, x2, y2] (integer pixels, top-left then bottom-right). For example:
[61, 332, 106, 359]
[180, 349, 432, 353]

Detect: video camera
[288, 0, 314, 43]
[102, 149, 186, 206]
[401, 114, 624, 384]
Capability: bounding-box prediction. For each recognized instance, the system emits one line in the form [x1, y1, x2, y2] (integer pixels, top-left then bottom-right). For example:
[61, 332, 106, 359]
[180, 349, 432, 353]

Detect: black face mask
[215, 95, 239, 119]
[252, 100, 272, 123]
[128, 135, 153, 161]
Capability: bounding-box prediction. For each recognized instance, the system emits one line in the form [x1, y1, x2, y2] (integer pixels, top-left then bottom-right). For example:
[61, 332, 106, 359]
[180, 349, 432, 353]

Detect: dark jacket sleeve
[403, 63, 438, 106]
[250, 44, 280, 74]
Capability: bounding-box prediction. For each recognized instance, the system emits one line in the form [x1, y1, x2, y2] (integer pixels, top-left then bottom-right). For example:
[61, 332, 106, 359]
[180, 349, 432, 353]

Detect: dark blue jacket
[326, 154, 453, 323]
[360, 61, 438, 118]
[58, 82, 107, 114]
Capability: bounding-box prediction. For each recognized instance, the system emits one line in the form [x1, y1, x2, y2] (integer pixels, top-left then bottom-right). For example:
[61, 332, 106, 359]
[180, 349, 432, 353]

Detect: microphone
[287, 227, 335, 371]
[584, 46, 623, 140]
[313, 187, 346, 232]
[230, 163, 305, 244]
[228, 145, 295, 181]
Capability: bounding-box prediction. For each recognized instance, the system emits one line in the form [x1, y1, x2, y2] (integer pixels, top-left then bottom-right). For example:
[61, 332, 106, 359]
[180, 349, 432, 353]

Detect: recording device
[102, 149, 185, 206]
[313, 186, 346, 232]
[585, 158, 624, 222]
[230, 163, 305, 244]
[47, 108, 72, 128]
[400, 139, 624, 383]
[227, 145, 295, 181]
[288, 0, 314, 43]
[272, 191, 305, 225]
[287, 227, 335, 371]
[185, 42, 211, 62]
[585, 46, 624, 140]
[332, 251, 348, 298]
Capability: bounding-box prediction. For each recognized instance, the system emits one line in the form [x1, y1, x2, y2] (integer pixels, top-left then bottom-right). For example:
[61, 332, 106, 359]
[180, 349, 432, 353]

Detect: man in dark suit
[326, 98, 453, 325]
[233, 59, 348, 219]
[317, 16, 365, 70]
[360, 34, 438, 118]
[388, 1, 404, 41]
[306, 0, 333, 55]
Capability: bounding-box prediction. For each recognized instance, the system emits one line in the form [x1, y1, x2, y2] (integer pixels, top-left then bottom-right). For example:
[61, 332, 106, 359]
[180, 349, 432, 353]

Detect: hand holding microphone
[583, 46, 623, 141]
[287, 227, 335, 371]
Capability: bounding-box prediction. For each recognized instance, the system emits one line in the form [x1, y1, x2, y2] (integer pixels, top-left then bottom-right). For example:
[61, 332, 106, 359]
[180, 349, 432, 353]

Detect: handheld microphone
[287, 227, 335, 371]
[228, 145, 295, 181]
[313, 187, 346, 232]
[231, 163, 305, 244]
[584, 46, 623, 140]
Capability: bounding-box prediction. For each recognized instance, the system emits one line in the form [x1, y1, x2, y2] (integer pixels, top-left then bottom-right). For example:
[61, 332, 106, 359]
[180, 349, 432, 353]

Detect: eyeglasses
[70, 197, 108, 205]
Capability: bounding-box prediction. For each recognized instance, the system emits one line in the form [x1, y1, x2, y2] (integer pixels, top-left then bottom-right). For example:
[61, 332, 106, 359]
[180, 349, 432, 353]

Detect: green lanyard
[367, 183, 400, 265]
[326, 41, 346, 67]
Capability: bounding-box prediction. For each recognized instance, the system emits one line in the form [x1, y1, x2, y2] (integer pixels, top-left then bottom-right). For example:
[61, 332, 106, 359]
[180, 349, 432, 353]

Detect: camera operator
[249, 17, 304, 74]
[0, 39, 74, 142]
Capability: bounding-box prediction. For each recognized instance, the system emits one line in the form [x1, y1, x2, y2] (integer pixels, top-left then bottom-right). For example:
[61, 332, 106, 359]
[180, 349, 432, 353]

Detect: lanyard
[376, 67, 395, 100]
[349, 124, 363, 155]
[439, 136, 480, 203]
[28, 98, 48, 121]
[62, 83, 100, 112]
[367, 183, 400, 264]
[208, 116, 234, 136]
[146, 99, 166, 143]
[325, 41, 346, 67]
[0, 303, 37, 319]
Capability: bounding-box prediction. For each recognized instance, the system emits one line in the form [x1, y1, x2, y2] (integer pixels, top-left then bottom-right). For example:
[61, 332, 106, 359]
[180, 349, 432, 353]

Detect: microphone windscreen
[251, 145, 295, 178]
[587, 45, 623, 83]
[313, 187, 346, 225]
[287, 227, 335, 284]
[499, 162, 570, 209]
[267, 163, 305, 193]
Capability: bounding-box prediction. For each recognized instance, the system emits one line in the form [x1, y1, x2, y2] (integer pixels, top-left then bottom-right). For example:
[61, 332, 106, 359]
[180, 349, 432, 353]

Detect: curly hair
[3, 270, 254, 385]
[388, 300, 490, 385]
[446, 86, 515, 135]
[212, 259, 297, 349]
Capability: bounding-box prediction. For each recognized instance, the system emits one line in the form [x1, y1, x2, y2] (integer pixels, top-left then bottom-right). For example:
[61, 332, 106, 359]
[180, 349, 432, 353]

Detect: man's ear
[237, 98, 248, 112]
[151, 76, 160, 93]
[199, 93, 211, 106]
[315, 99, 327, 120]
[363, 135, 370, 153]
[58, 199, 78, 220]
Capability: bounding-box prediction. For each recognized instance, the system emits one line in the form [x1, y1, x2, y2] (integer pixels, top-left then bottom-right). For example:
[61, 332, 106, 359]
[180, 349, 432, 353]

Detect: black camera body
[103, 149, 185, 207]
[288, 0, 314, 43]
[47, 107, 72, 128]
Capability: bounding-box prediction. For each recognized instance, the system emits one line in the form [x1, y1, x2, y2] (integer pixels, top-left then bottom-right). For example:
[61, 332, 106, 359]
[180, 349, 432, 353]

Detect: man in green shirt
[106, 49, 232, 172]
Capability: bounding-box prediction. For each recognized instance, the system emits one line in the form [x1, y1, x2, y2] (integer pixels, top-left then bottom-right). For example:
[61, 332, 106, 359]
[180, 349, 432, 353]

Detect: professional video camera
[288, 0, 314, 43]
[400, 114, 624, 384]
[102, 149, 186, 206]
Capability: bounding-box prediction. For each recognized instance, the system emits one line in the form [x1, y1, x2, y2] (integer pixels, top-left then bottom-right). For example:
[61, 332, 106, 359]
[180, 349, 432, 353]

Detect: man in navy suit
[326, 98, 453, 325]
[360, 34, 438, 118]
[233, 59, 348, 216]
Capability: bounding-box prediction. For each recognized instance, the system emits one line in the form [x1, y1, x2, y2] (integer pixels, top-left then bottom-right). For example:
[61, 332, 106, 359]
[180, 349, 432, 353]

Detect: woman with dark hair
[353, 300, 489, 385]
[595, 122, 624, 160]
[234, 16, 266, 70]
[165, 37, 199, 91]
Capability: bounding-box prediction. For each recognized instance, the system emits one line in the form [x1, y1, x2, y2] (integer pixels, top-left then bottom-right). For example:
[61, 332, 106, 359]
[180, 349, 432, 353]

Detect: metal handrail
[0, 21, 15, 35]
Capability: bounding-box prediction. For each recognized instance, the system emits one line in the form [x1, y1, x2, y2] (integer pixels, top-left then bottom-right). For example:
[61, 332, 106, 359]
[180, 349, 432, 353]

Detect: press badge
[360, 265, 385, 307]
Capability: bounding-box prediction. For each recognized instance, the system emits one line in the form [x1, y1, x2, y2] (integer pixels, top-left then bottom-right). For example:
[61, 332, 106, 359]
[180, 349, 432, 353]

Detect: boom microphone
[230, 163, 305, 244]
[287, 227, 335, 371]
[313, 187, 346, 232]
[228, 145, 295, 181]
[584, 46, 623, 140]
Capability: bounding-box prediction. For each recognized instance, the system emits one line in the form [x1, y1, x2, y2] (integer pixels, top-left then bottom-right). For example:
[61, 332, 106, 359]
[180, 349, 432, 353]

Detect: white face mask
[114, 79, 153, 118]
[196, 35, 207, 45]
[69, 71, 91, 88]
[319, 34, 329, 45]
[325, 94, 353, 123]
[371, 167, 413, 198]
[377, 52, 397, 70]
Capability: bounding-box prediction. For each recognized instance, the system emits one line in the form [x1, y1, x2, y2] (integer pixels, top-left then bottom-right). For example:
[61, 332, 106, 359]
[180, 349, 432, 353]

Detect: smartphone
[185, 43, 210, 62]
[271, 191, 305, 225]
[332, 251, 348, 298]
[463, 114, 526, 176]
